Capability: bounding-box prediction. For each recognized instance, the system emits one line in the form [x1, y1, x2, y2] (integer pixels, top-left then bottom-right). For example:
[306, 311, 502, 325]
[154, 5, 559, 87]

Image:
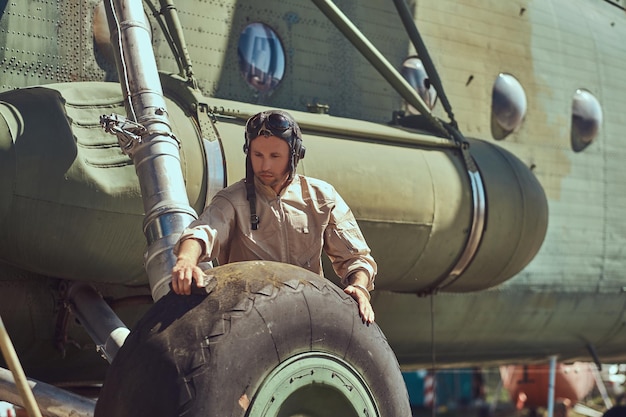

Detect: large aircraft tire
[94, 261, 411, 417]
[603, 406, 626, 417]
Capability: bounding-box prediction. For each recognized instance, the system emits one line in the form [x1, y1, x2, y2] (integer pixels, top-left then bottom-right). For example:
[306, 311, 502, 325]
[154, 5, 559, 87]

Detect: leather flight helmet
[243, 110, 306, 230]
[243, 109, 306, 174]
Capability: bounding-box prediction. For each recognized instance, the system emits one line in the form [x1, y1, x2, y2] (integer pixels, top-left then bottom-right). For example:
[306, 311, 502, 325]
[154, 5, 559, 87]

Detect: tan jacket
[174, 174, 376, 289]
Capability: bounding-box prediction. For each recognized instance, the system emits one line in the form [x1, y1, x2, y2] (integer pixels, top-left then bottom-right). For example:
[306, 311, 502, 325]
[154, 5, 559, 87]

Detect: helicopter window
[491, 73, 527, 140]
[237, 23, 285, 94]
[400, 57, 437, 113]
[571, 89, 602, 152]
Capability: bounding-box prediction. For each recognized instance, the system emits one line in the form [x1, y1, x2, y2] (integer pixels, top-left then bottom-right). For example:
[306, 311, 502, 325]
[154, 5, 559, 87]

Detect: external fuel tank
[216, 105, 549, 294]
[0, 79, 547, 293]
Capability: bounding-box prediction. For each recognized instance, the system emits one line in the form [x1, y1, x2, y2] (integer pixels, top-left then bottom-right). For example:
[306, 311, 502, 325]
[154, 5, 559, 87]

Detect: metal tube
[391, 0, 457, 128]
[0, 317, 42, 417]
[310, 0, 450, 139]
[66, 283, 130, 363]
[0, 367, 95, 417]
[158, 0, 197, 86]
[547, 355, 557, 417]
[103, 0, 197, 300]
[590, 363, 613, 410]
[215, 105, 458, 149]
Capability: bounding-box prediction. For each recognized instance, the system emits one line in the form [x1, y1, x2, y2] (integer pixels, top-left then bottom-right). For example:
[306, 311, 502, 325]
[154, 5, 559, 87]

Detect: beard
[256, 170, 290, 192]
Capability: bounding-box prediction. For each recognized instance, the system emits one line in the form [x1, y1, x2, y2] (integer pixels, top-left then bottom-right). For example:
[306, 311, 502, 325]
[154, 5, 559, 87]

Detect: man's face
[249, 135, 291, 193]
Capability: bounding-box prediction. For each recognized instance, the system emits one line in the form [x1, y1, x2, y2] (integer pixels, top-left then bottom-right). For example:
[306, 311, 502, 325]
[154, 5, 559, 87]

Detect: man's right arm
[170, 188, 239, 295]
[171, 238, 205, 295]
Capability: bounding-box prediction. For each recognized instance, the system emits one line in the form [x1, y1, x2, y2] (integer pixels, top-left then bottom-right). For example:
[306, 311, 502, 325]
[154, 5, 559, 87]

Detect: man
[171, 109, 376, 324]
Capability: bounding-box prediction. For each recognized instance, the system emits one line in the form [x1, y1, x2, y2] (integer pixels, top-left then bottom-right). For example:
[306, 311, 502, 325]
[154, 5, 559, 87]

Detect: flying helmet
[243, 109, 306, 172]
[243, 110, 306, 230]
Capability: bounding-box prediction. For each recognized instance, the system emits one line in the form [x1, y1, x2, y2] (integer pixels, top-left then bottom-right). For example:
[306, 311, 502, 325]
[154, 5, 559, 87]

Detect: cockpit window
[491, 73, 527, 140]
[237, 23, 285, 94]
[571, 89, 602, 152]
[400, 57, 437, 113]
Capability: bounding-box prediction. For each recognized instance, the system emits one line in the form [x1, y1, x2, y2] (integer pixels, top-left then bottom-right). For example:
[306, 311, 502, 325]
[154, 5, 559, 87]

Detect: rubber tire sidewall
[94, 261, 411, 417]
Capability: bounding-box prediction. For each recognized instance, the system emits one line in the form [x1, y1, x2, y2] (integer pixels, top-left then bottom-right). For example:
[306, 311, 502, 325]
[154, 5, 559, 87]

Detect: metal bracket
[100, 113, 147, 157]
[53, 281, 86, 359]
[197, 103, 219, 142]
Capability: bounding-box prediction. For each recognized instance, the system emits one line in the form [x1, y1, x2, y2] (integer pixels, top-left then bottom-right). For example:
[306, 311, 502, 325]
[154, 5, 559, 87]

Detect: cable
[107, 0, 138, 122]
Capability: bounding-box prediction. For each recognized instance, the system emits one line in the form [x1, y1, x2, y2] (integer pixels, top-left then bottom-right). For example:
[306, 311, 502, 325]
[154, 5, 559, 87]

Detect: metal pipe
[0, 317, 42, 417]
[214, 106, 457, 149]
[66, 283, 130, 363]
[309, 0, 450, 139]
[391, 0, 457, 128]
[590, 363, 613, 410]
[142, 0, 185, 77]
[103, 0, 198, 300]
[158, 0, 198, 87]
[547, 355, 557, 417]
[0, 367, 95, 417]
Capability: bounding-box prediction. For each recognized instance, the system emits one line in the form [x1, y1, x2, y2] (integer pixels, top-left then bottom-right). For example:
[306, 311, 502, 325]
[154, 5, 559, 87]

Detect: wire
[143, 0, 186, 77]
[107, 0, 138, 122]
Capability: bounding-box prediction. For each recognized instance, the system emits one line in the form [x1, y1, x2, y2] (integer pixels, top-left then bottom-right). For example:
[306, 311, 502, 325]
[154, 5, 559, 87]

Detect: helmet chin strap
[245, 155, 260, 230]
[244, 152, 296, 231]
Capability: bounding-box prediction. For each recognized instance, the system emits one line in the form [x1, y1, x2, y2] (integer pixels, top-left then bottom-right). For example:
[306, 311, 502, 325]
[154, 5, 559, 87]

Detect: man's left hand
[344, 285, 375, 324]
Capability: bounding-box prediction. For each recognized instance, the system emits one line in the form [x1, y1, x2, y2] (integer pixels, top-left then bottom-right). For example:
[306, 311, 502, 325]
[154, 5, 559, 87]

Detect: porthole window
[237, 23, 285, 94]
[571, 89, 602, 152]
[400, 57, 437, 113]
[491, 73, 527, 140]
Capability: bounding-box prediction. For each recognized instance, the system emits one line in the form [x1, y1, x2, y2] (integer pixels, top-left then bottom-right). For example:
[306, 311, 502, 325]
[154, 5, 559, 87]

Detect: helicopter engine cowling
[0, 82, 207, 285]
[0, 81, 547, 293]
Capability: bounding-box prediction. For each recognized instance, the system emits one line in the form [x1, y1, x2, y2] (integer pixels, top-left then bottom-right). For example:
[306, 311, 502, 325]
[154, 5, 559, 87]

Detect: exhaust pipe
[101, 0, 198, 301]
[0, 282, 129, 417]
[66, 283, 130, 364]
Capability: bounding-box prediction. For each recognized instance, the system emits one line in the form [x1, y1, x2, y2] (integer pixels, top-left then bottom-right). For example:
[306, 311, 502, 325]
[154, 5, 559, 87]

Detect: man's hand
[171, 238, 204, 295]
[345, 270, 375, 324]
[171, 258, 206, 295]
[344, 285, 375, 324]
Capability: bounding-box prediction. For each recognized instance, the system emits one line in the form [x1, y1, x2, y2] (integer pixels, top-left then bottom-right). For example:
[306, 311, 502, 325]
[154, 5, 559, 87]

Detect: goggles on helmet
[245, 111, 295, 143]
[244, 110, 305, 163]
